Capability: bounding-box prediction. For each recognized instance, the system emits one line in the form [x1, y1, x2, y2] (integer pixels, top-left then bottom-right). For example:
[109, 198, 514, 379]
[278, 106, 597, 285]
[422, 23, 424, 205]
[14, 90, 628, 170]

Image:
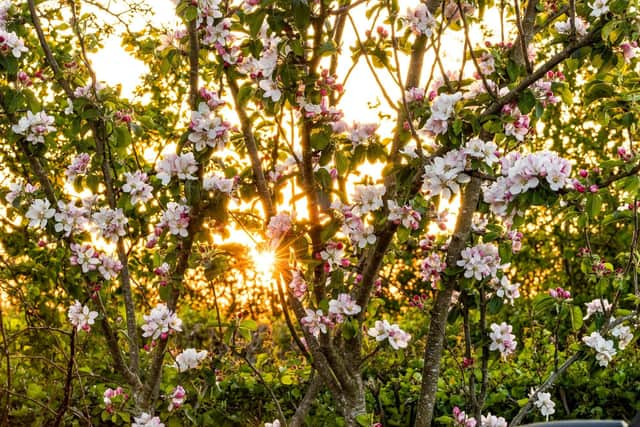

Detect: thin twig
[0, 305, 10, 425]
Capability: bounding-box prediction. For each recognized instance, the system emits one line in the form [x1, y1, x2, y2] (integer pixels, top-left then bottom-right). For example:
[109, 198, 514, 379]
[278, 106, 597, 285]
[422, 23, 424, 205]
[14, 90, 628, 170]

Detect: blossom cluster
[132, 412, 164, 427]
[68, 300, 98, 332]
[288, 270, 307, 300]
[174, 348, 208, 372]
[501, 104, 530, 141]
[491, 275, 521, 305]
[489, 322, 517, 358]
[155, 152, 198, 185]
[69, 243, 123, 281]
[421, 149, 469, 200]
[532, 391, 556, 419]
[367, 319, 411, 350]
[328, 293, 362, 322]
[582, 331, 616, 367]
[203, 173, 235, 194]
[168, 385, 186, 411]
[189, 102, 231, 151]
[301, 308, 329, 338]
[340, 206, 377, 249]
[122, 171, 153, 205]
[388, 200, 421, 230]
[11, 111, 56, 144]
[420, 252, 446, 288]
[483, 151, 572, 217]
[141, 303, 183, 341]
[351, 184, 385, 214]
[103, 387, 126, 413]
[457, 243, 504, 281]
[92, 207, 128, 241]
[158, 202, 191, 237]
[555, 16, 589, 36]
[404, 4, 436, 37]
[65, 153, 91, 182]
[0, 28, 28, 58]
[267, 212, 292, 244]
[422, 92, 462, 135]
[318, 241, 350, 273]
[452, 406, 508, 427]
[238, 26, 282, 101]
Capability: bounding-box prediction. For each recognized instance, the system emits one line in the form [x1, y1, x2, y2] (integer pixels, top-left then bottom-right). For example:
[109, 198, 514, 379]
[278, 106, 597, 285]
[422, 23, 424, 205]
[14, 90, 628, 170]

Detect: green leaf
[507, 60, 520, 81]
[356, 413, 371, 427]
[571, 305, 584, 331]
[335, 151, 349, 174]
[291, 0, 311, 30]
[533, 294, 555, 315]
[183, 6, 198, 21]
[588, 194, 602, 218]
[310, 132, 330, 150]
[517, 89, 536, 115]
[240, 319, 258, 331]
[487, 295, 504, 314]
[584, 82, 614, 105]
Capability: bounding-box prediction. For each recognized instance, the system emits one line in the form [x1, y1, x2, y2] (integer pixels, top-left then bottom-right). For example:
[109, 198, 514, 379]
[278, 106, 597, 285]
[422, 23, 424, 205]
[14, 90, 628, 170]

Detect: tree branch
[482, 26, 600, 118]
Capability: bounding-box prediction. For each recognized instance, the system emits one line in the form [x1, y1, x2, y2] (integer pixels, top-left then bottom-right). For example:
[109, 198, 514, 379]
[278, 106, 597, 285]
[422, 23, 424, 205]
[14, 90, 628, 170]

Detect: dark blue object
[522, 422, 627, 427]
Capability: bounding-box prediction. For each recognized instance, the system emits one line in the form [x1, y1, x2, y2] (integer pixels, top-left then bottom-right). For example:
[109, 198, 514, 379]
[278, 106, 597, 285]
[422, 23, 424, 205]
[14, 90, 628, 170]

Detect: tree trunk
[414, 177, 482, 426]
[339, 376, 367, 427]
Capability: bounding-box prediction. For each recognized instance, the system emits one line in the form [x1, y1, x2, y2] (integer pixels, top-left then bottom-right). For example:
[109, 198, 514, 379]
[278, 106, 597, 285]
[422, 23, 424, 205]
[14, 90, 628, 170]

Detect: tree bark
[414, 177, 482, 427]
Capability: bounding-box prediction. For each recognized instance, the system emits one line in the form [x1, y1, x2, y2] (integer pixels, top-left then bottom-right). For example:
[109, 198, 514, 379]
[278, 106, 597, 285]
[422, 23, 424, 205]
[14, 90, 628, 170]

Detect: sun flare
[252, 249, 277, 279]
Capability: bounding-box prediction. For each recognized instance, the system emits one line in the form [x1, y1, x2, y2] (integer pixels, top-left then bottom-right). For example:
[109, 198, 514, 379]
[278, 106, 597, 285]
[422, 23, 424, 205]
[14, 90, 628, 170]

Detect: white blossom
[368, 319, 411, 350]
[155, 153, 198, 185]
[65, 153, 91, 182]
[188, 103, 230, 151]
[583, 298, 612, 320]
[141, 303, 183, 340]
[404, 4, 436, 37]
[457, 243, 503, 281]
[26, 198, 55, 229]
[422, 149, 470, 200]
[12, 111, 56, 144]
[582, 331, 616, 366]
[99, 253, 123, 281]
[554, 17, 590, 37]
[422, 92, 462, 135]
[0, 29, 28, 58]
[351, 184, 385, 214]
[328, 293, 361, 318]
[92, 207, 128, 241]
[132, 412, 164, 427]
[489, 322, 517, 358]
[67, 300, 98, 332]
[174, 348, 208, 372]
[122, 171, 153, 205]
[54, 201, 89, 236]
[167, 386, 186, 411]
[480, 413, 508, 427]
[159, 202, 191, 237]
[610, 321, 633, 350]
[70, 243, 101, 273]
[589, 0, 609, 17]
[203, 173, 234, 194]
[532, 391, 556, 419]
[301, 308, 328, 338]
[260, 79, 281, 102]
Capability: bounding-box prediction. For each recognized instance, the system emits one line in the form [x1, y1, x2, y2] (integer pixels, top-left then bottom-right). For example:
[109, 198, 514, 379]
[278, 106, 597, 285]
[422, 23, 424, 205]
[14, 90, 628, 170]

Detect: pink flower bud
[589, 184, 598, 193]
[579, 169, 588, 178]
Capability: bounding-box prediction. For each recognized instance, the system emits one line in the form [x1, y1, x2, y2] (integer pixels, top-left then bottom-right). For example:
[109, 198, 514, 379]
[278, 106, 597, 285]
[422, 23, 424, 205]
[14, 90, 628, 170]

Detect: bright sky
[86, 1, 501, 246]
[89, 1, 500, 132]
